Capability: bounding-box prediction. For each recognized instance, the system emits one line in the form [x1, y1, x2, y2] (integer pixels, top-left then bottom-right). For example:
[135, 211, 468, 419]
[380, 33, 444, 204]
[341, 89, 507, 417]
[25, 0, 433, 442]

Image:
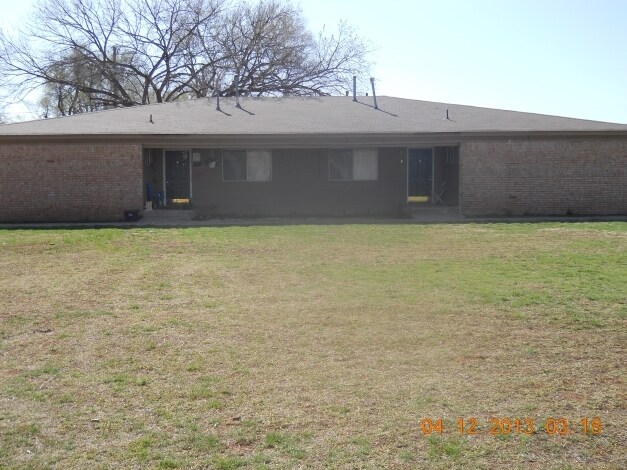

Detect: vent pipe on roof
[235, 74, 241, 108]
[352, 75, 357, 102]
[149, 114, 154, 124]
[370, 77, 378, 110]
[443, 109, 455, 121]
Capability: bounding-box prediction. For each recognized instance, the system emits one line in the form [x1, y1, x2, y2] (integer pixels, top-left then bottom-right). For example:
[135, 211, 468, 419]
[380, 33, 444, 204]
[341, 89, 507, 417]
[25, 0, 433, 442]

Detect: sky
[1, 0, 626, 123]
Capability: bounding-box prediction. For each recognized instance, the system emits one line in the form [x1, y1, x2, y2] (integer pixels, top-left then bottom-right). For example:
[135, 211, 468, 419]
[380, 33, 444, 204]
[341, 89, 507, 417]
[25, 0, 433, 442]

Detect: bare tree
[0, 0, 370, 117]
[216, 2, 365, 97]
[38, 48, 109, 116]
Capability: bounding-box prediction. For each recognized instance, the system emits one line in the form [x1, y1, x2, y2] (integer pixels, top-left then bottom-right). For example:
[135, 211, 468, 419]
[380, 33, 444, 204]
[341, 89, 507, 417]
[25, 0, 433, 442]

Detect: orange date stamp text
[420, 417, 603, 436]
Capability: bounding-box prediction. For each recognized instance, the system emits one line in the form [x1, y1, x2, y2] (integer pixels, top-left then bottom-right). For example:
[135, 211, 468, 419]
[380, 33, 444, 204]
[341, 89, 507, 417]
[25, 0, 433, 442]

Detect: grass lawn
[0, 222, 625, 469]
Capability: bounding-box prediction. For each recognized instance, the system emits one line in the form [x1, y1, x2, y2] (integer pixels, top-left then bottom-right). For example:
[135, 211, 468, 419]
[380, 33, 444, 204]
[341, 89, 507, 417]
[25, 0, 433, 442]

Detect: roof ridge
[1, 95, 626, 135]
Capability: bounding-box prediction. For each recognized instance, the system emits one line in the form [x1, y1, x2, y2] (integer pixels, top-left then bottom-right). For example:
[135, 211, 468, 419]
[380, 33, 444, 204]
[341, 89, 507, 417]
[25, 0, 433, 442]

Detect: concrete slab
[1, 214, 626, 230]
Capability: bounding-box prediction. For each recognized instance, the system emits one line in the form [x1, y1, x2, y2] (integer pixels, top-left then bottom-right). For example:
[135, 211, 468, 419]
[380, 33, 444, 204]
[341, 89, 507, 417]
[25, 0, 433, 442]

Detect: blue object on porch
[154, 191, 165, 207]
[147, 182, 165, 208]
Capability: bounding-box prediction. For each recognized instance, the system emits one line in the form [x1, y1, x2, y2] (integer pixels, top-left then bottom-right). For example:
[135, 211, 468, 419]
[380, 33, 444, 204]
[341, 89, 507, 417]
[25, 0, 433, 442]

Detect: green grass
[0, 222, 625, 468]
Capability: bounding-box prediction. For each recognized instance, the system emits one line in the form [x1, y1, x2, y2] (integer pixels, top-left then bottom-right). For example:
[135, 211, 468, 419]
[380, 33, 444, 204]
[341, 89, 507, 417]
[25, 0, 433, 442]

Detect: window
[353, 149, 378, 180]
[329, 150, 353, 180]
[223, 150, 272, 181]
[247, 150, 272, 181]
[329, 149, 378, 181]
[223, 150, 246, 180]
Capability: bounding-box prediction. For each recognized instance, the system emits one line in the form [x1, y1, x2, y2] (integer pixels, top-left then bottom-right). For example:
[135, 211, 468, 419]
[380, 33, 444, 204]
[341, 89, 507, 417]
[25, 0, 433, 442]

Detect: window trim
[222, 149, 273, 182]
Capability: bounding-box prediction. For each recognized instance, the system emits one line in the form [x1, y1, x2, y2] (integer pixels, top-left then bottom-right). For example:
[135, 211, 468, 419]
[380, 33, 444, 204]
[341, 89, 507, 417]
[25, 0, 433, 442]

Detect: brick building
[0, 96, 626, 222]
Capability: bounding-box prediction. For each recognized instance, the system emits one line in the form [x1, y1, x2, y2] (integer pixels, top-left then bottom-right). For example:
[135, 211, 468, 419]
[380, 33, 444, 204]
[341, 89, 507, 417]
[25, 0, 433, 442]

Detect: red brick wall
[0, 143, 143, 222]
[460, 138, 627, 216]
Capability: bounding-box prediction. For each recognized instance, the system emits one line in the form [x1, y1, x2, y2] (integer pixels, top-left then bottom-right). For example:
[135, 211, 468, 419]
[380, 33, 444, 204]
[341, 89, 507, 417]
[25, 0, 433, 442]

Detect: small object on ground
[34, 328, 53, 334]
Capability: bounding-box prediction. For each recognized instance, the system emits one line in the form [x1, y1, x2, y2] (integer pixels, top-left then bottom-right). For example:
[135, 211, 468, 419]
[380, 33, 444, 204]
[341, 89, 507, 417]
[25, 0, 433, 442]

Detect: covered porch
[142, 148, 193, 209]
[406, 146, 459, 208]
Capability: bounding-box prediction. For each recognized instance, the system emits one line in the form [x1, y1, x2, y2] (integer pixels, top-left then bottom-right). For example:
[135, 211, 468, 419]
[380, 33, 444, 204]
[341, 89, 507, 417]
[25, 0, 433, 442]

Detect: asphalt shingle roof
[1, 96, 626, 136]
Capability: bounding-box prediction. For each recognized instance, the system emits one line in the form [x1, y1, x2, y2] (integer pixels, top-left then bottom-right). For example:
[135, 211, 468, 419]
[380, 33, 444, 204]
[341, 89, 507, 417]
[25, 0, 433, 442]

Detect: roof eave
[0, 130, 626, 147]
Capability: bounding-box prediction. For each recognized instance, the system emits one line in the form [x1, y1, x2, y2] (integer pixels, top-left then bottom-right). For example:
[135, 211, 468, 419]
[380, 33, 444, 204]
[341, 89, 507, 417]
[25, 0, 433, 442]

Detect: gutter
[1, 131, 627, 148]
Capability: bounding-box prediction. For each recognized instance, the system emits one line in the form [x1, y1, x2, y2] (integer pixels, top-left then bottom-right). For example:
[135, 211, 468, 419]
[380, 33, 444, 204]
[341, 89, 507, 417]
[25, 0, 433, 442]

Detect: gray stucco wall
[190, 147, 407, 217]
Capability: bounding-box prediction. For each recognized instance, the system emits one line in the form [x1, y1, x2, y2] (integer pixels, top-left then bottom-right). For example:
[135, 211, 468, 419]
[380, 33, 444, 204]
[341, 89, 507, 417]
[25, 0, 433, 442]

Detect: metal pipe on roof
[235, 74, 241, 108]
[352, 76, 357, 102]
[370, 77, 378, 110]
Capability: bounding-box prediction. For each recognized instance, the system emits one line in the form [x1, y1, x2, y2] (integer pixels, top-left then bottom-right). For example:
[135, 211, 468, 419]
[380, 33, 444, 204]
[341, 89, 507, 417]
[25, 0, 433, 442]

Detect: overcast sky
[1, 0, 626, 123]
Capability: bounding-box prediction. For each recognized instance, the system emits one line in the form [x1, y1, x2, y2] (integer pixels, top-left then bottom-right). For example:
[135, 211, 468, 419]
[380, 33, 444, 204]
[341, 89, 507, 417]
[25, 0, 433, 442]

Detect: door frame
[406, 147, 435, 203]
[163, 148, 192, 204]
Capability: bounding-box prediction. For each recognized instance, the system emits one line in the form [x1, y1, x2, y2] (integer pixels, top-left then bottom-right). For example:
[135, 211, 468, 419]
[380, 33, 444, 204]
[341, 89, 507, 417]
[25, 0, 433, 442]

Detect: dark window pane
[329, 150, 353, 180]
[223, 150, 247, 181]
